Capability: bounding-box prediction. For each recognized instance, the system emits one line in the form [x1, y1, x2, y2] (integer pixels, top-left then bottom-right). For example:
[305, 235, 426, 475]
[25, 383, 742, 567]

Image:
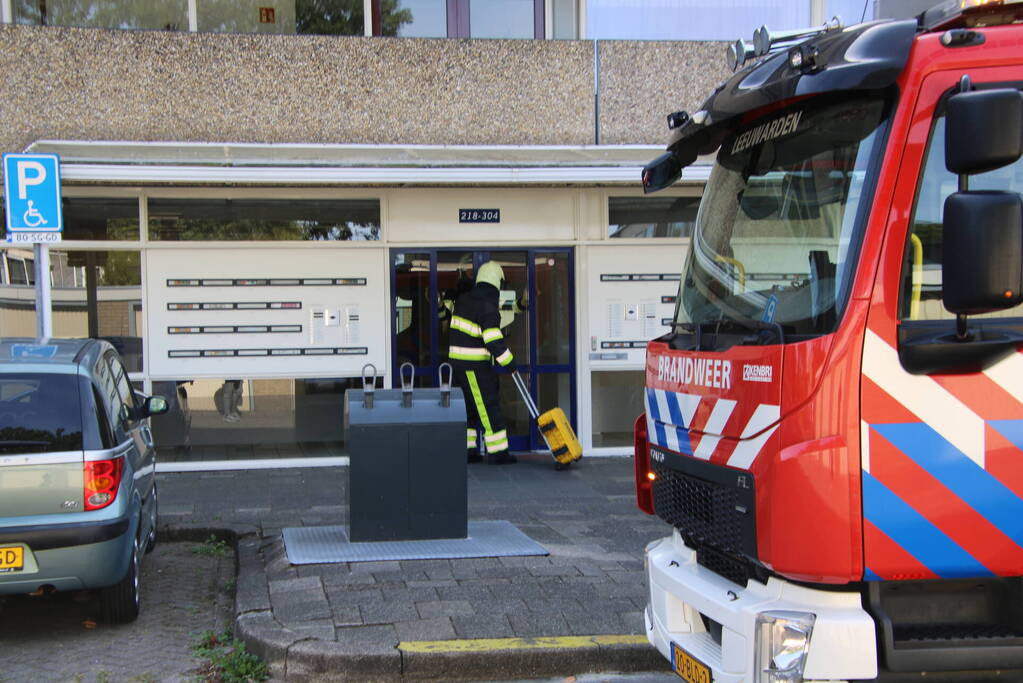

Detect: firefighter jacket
[448, 282, 515, 369]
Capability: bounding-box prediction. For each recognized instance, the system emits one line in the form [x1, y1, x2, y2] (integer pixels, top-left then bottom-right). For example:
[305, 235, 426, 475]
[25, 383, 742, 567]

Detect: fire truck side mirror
[642, 153, 683, 194]
[942, 191, 1023, 315]
[945, 88, 1023, 175]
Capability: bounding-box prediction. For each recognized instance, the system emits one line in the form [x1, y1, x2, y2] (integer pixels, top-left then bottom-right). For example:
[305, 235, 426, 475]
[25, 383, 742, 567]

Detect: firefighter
[449, 260, 517, 465]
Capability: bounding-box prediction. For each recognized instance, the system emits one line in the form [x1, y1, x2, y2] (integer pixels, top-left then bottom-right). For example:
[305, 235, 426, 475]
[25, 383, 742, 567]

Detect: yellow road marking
[399, 635, 647, 653]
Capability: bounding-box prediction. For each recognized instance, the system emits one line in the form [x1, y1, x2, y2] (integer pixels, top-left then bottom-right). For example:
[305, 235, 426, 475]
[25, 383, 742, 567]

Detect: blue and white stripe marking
[645, 387, 779, 465]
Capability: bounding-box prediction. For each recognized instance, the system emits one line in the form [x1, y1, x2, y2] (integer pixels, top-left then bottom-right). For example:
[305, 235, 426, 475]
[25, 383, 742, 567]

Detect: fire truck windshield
[675, 93, 890, 344]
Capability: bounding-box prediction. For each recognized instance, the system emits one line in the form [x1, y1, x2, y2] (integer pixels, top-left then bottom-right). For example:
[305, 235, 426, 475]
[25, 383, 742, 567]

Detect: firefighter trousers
[454, 367, 509, 455]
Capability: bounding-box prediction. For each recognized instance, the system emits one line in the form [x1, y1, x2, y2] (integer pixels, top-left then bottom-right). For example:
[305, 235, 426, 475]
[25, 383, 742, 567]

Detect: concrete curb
[168, 523, 664, 682]
[160, 522, 260, 547]
[398, 636, 665, 681]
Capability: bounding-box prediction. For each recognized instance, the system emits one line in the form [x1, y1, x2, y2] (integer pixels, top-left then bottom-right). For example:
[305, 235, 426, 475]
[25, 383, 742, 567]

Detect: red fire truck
[635, 2, 1023, 681]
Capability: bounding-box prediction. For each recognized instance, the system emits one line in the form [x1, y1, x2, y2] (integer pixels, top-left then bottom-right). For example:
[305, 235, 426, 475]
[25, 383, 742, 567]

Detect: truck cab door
[862, 66, 1023, 581]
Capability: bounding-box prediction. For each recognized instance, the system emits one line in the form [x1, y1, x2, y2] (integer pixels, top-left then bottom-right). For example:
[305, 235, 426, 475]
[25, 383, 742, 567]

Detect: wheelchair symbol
[23, 200, 47, 228]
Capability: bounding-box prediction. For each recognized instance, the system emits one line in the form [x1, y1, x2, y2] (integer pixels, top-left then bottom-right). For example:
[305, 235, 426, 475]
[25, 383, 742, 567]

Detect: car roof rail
[73, 338, 98, 364]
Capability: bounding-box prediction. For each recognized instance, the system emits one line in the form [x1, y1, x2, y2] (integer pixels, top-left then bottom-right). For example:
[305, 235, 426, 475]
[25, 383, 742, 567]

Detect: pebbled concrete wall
[598, 40, 728, 146]
[0, 24, 730, 155]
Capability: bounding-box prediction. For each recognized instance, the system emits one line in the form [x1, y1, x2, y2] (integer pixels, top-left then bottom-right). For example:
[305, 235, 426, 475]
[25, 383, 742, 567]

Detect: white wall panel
[146, 247, 387, 379]
[585, 243, 686, 369]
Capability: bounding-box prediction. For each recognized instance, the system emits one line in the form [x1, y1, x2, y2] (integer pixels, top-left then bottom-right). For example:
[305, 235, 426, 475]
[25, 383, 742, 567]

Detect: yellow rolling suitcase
[511, 371, 583, 469]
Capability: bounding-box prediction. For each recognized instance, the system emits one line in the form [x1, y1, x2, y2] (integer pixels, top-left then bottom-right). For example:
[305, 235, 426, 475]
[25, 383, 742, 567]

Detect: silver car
[0, 338, 167, 623]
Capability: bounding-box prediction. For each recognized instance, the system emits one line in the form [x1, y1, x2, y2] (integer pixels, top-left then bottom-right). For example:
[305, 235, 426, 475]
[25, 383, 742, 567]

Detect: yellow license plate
[0, 546, 24, 573]
[672, 642, 713, 683]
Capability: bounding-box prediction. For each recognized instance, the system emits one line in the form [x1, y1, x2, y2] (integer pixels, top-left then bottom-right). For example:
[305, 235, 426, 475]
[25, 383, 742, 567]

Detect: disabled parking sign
[3, 153, 63, 243]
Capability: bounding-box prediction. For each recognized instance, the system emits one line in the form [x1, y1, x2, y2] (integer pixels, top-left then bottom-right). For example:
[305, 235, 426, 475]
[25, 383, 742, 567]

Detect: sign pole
[33, 242, 52, 339]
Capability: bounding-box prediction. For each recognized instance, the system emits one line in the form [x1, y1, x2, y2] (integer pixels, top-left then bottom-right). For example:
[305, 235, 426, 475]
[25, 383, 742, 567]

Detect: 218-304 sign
[459, 209, 500, 223]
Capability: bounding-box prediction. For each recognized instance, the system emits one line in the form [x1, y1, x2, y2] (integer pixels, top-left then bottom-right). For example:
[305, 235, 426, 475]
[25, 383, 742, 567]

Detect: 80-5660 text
[6, 232, 61, 243]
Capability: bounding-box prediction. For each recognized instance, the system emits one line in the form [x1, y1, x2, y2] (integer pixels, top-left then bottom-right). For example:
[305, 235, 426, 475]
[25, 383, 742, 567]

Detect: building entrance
[391, 248, 575, 452]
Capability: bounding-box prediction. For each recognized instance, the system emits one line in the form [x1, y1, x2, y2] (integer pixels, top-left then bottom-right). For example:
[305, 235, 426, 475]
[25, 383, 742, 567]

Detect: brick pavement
[158, 455, 672, 681]
[0, 542, 234, 683]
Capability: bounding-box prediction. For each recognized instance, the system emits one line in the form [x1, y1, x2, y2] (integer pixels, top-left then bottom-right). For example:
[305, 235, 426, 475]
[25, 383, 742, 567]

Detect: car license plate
[672, 642, 713, 683]
[0, 546, 24, 573]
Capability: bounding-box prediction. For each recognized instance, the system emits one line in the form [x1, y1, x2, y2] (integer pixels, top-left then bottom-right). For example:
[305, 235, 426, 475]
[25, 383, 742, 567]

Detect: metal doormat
[282, 520, 549, 565]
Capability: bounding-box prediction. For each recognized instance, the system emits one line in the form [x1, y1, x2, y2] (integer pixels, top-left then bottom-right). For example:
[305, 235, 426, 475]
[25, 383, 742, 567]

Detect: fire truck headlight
[754, 610, 815, 682]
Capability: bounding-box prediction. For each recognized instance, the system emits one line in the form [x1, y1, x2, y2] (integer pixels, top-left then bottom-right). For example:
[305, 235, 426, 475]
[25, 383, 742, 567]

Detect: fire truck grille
[694, 544, 752, 587]
[650, 458, 758, 567]
[895, 623, 1023, 642]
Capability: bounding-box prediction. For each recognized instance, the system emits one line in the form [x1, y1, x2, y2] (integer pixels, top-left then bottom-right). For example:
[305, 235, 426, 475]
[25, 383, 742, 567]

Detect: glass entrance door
[391, 248, 574, 452]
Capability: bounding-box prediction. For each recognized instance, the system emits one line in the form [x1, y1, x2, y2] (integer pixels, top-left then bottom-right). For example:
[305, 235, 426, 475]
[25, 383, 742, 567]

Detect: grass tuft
[192, 535, 230, 558]
[192, 630, 269, 683]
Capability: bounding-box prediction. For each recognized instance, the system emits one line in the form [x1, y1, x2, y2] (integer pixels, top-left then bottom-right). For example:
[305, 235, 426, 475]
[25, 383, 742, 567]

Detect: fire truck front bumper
[644, 531, 878, 682]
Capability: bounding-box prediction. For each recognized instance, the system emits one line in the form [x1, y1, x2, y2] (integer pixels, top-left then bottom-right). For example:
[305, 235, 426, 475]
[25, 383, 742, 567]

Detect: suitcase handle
[438, 362, 453, 408]
[511, 370, 540, 420]
[361, 363, 376, 409]
[399, 362, 415, 408]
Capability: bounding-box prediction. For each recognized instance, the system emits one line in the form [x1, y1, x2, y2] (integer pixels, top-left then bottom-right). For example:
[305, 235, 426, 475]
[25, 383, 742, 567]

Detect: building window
[14, 0, 188, 30]
[295, 0, 365, 35]
[0, 248, 144, 368]
[63, 198, 140, 241]
[198, 0, 297, 34]
[12, 0, 367, 35]
[10, 0, 549, 36]
[585, 0, 810, 40]
[591, 370, 643, 447]
[387, 0, 446, 36]
[0, 248, 38, 335]
[1, 251, 33, 285]
[149, 376, 356, 460]
[147, 198, 381, 241]
[375, 0, 543, 37]
[608, 195, 698, 239]
[58, 250, 145, 372]
[468, 0, 537, 38]
[550, 0, 576, 38]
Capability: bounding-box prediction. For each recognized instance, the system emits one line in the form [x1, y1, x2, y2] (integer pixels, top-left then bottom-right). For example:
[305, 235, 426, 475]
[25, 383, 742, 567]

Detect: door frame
[389, 247, 576, 452]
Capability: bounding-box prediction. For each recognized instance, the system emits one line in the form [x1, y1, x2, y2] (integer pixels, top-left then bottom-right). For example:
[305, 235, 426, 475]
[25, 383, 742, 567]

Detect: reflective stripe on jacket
[448, 282, 515, 369]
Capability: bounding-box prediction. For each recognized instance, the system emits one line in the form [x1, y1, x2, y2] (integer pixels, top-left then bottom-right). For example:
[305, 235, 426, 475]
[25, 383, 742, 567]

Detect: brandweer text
[657, 355, 732, 389]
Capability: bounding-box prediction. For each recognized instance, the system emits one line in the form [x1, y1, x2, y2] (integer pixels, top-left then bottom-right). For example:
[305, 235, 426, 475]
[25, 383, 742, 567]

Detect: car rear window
[0, 373, 83, 454]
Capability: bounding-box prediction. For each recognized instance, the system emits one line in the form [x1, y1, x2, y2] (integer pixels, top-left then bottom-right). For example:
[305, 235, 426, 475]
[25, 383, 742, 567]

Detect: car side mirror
[642, 153, 683, 194]
[942, 191, 1023, 316]
[118, 403, 133, 426]
[945, 88, 1023, 175]
[144, 395, 170, 417]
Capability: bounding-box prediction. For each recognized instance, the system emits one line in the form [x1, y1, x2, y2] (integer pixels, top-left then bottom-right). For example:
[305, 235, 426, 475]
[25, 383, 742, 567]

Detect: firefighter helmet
[477, 261, 504, 289]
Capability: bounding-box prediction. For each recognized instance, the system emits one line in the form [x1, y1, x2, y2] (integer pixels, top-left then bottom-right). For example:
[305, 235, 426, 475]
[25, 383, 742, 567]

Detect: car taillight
[634, 414, 655, 515]
[84, 457, 124, 511]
